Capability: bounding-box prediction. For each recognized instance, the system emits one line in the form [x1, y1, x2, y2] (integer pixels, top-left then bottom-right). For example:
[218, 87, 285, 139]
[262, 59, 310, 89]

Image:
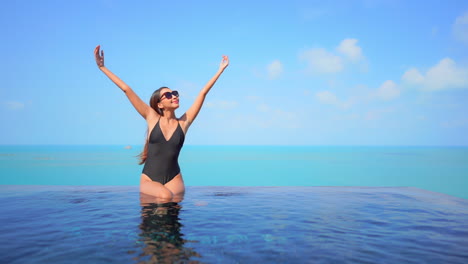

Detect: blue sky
[1, 0, 468, 146]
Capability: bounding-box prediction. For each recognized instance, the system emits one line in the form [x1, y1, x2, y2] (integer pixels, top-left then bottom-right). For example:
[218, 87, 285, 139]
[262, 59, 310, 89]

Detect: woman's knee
[140, 181, 174, 202]
[159, 189, 174, 200]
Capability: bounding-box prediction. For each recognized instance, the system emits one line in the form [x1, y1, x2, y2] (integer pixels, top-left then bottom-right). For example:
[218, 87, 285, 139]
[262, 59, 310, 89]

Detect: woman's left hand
[94, 45, 105, 68]
[219, 55, 229, 71]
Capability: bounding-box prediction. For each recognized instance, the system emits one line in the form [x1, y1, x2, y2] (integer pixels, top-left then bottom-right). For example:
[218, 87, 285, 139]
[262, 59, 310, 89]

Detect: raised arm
[94, 45, 156, 119]
[183, 55, 229, 126]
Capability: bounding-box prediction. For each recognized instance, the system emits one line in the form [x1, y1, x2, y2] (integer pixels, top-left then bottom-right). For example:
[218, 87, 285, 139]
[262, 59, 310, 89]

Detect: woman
[94, 45, 229, 202]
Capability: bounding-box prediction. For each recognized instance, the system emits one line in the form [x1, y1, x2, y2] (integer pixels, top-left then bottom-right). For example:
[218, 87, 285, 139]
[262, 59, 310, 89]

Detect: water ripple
[0, 186, 467, 263]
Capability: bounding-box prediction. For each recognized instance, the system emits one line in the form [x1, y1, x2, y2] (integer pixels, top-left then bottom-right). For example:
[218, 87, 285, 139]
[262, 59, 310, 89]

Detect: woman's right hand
[219, 55, 229, 71]
[94, 45, 105, 68]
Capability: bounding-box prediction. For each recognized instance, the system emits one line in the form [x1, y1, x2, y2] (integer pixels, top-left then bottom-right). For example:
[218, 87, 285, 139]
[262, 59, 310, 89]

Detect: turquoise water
[0, 145, 467, 199]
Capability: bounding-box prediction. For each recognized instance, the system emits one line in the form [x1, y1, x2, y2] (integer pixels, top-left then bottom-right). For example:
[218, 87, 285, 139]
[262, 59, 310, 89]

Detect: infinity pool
[1, 185, 467, 263]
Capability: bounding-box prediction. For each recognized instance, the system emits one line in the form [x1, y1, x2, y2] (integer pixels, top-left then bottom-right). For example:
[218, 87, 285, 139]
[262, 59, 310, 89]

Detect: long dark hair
[138, 87, 168, 165]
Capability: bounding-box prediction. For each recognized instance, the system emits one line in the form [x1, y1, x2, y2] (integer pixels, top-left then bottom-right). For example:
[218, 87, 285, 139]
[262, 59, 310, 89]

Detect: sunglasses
[159, 90, 179, 100]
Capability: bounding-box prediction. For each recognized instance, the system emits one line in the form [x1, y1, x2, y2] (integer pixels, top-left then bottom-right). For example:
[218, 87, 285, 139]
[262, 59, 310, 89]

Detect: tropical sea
[1, 145, 468, 263]
[1, 145, 467, 199]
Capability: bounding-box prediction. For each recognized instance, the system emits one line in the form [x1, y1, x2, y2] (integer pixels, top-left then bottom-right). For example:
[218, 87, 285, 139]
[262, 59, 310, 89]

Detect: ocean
[0, 145, 467, 199]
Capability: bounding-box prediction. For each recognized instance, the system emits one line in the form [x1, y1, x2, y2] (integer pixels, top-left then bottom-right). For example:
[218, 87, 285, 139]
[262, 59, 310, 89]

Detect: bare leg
[164, 174, 185, 203]
[140, 173, 185, 203]
[140, 174, 174, 203]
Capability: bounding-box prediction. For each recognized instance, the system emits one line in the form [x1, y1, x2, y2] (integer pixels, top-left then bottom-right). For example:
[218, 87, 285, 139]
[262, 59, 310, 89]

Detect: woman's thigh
[140, 174, 174, 203]
[164, 174, 185, 201]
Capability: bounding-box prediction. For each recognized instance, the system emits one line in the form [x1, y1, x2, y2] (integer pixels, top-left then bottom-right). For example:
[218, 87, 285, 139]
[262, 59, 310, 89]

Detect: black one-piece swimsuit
[142, 119, 185, 184]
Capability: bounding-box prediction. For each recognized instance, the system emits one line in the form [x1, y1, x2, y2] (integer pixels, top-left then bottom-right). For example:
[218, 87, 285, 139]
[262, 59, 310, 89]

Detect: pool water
[1, 185, 467, 263]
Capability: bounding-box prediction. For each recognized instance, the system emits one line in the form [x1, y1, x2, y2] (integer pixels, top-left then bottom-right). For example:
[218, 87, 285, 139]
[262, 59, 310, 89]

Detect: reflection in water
[135, 194, 200, 263]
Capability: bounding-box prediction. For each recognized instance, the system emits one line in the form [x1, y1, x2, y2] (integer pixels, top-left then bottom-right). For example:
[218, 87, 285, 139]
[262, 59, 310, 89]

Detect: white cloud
[315, 90, 355, 109]
[336, 38, 363, 62]
[401, 58, 468, 91]
[299, 48, 343, 74]
[266, 60, 283, 80]
[315, 81, 400, 112]
[453, 11, 468, 44]
[402, 68, 424, 84]
[316, 90, 341, 105]
[376, 80, 400, 101]
[3, 101, 25, 110]
[299, 38, 366, 74]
